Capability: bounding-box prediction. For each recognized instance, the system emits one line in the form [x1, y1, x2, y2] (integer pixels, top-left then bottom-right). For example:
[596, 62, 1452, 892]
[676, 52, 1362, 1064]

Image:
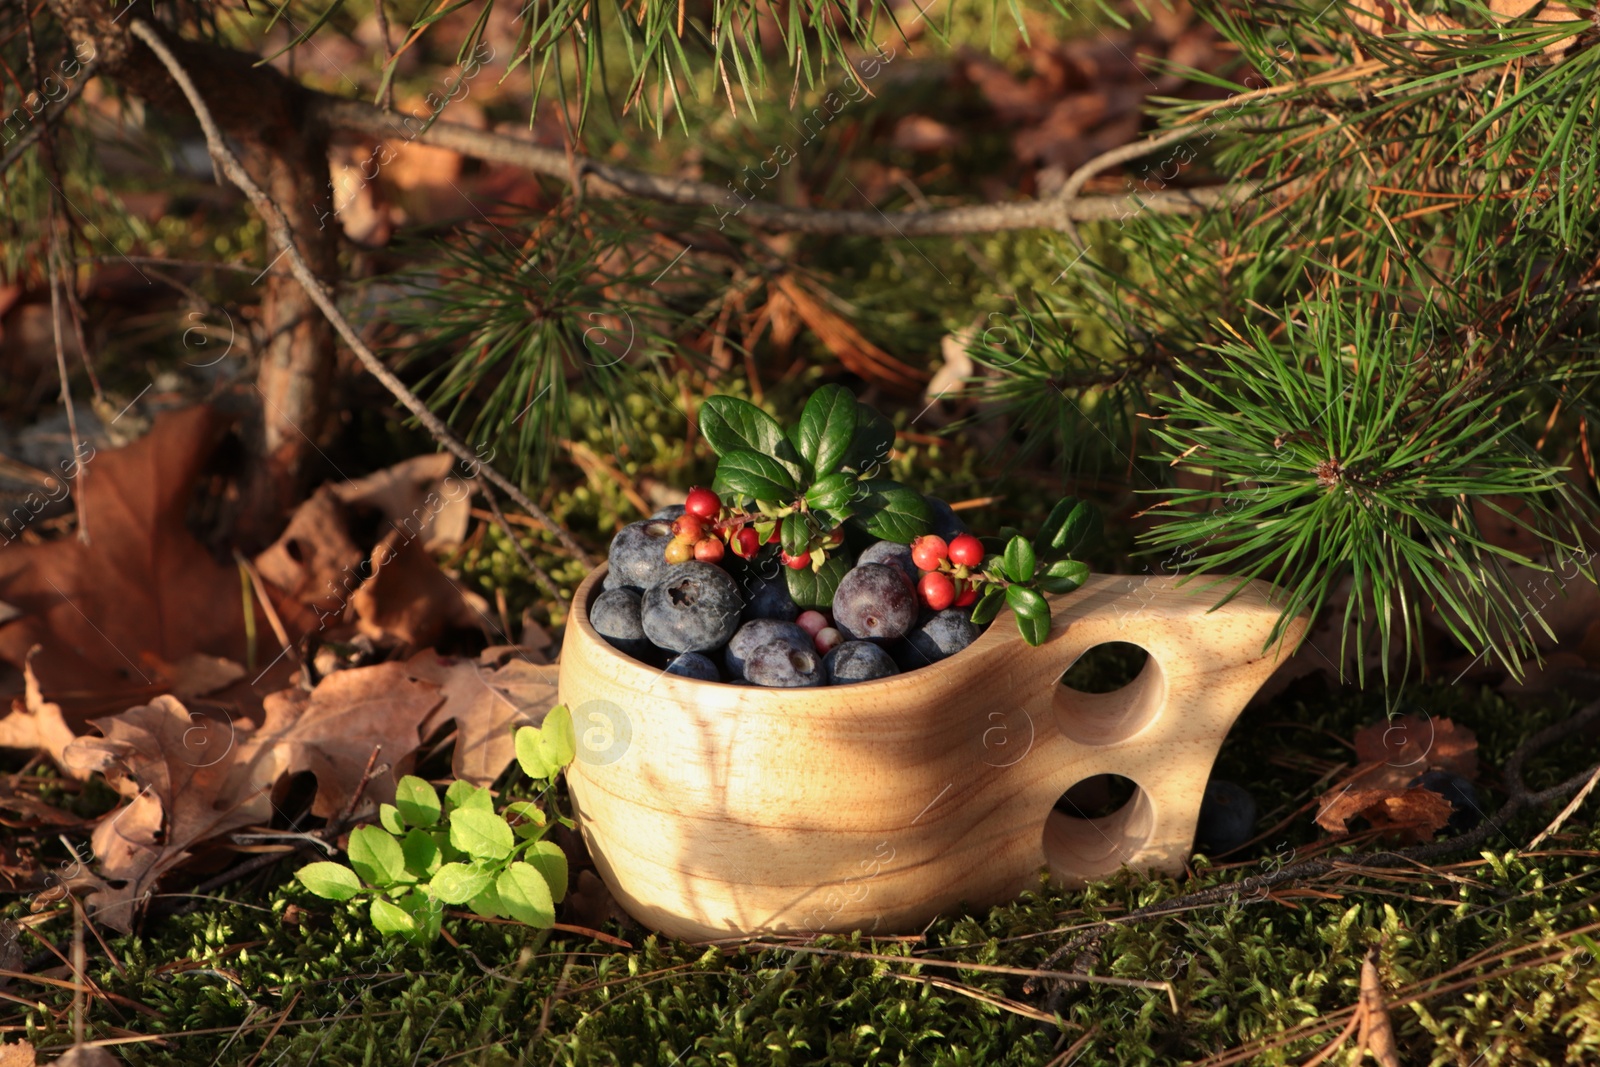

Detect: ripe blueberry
[639, 562, 742, 653]
[604, 519, 678, 592]
[1195, 780, 1257, 854]
[590, 588, 652, 660]
[833, 564, 918, 643]
[824, 640, 900, 684]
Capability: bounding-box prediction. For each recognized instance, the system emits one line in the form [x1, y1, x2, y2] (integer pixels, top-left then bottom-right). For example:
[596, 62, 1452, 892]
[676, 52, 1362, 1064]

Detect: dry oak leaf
[1315, 715, 1476, 841]
[409, 646, 559, 787]
[350, 530, 491, 648]
[0, 1040, 36, 1067]
[0, 405, 284, 720]
[252, 486, 367, 614]
[0, 647, 76, 774]
[62, 697, 271, 932]
[329, 452, 472, 553]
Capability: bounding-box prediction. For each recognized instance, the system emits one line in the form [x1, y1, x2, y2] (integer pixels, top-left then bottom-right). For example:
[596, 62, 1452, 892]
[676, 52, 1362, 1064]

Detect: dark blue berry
[664, 651, 721, 682]
[824, 641, 899, 684]
[833, 564, 917, 643]
[1409, 770, 1480, 833]
[725, 619, 810, 679]
[1195, 780, 1257, 854]
[639, 562, 742, 653]
[923, 496, 968, 541]
[740, 568, 800, 623]
[605, 519, 678, 592]
[651, 504, 687, 521]
[896, 609, 978, 669]
[590, 588, 652, 660]
[857, 541, 918, 583]
[744, 640, 826, 687]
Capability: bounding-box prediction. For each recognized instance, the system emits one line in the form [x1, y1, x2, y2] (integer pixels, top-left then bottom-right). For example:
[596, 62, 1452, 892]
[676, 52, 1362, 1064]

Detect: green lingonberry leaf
[395, 775, 441, 828]
[794, 384, 858, 475]
[850, 480, 929, 544]
[698, 396, 786, 458]
[1004, 535, 1037, 583]
[1039, 559, 1090, 594]
[786, 552, 851, 609]
[496, 861, 556, 928]
[781, 512, 812, 556]
[1006, 584, 1050, 622]
[1046, 499, 1101, 556]
[295, 861, 364, 901]
[970, 584, 1007, 626]
[449, 808, 516, 862]
[713, 449, 799, 503]
[841, 402, 895, 475]
[805, 471, 854, 511]
[1015, 608, 1051, 646]
[348, 825, 407, 888]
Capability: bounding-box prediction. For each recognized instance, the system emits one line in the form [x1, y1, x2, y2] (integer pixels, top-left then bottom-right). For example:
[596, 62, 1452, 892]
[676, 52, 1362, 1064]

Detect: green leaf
[369, 897, 418, 939]
[538, 704, 576, 771]
[295, 862, 364, 901]
[1039, 559, 1090, 594]
[467, 880, 505, 920]
[842, 402, 895, 475]
[398, 889, 442, 944]
[1048, 500, 1101, 555]
[378, 803, 405, 835]
[401, 828, 440, 878]
[713, 449, 798, 503]
[523, 840, 569, 904]
[444, 780, 494, 814]
[1006, 584, 1050, 621]
[781, 512, 813, 556]
[516, 724, 555, 780]
[1015, 609, 1051, 646]
[496, 861, 556, 928]
[428, 861, 496, 905]
[1003, 535, 1037, 583]
[1033, 498, 1077, 557]
[796, 385, 858, 475]
[395, 775, 441, 828]
[505, 801, 550, 841]
[699, 396, 786, 458]
[786, 552, 851, 609]
[970, 584, 1007, 626]
[806, 471, 855, 511]
[348, 825, 407, 888]
[449, 808, 515, 862]
[851, 481, 930, 544]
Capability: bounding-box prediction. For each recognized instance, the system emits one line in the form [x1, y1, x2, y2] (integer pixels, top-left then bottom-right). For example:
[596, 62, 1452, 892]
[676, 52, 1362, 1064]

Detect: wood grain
[561, 566, 1308, 941]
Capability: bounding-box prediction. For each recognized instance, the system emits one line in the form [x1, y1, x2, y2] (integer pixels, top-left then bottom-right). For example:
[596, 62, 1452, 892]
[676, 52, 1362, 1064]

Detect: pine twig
[127, 18, 594, 575]
[0, 58, 99, 177]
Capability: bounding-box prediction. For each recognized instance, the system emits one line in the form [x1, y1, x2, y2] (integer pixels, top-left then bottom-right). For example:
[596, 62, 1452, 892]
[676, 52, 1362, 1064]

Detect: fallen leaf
[252, 486, 366, 614]
[349, 530, 491, 648]
[892, 115, 960, 152]
[1357, 949, 1401, 1067]
[0, 1039, 36, 1067]
[1352, 714, 1476, 780]
[0, 648, 76, 773]
[0, 406, 287, 720]
[1315, 715, 1475, 841]
[330, 453, 472, 552]
[409, 647, 559, 786]
[157, 653, 246, 701]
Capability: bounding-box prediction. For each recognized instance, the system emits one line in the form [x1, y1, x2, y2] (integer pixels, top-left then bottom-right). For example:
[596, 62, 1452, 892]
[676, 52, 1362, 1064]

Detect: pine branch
[126, 17, 592, 593]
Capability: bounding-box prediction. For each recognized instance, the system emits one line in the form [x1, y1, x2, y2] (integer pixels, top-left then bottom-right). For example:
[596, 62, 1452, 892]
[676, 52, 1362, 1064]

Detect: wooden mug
[560, 565, 1307, 942]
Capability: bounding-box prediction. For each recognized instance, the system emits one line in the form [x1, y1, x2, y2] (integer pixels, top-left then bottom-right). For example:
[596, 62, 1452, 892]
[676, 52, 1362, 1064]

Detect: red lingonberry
[730, 527, 760, 559]
[948, 534, 985, 567]
[796, 610, 829, 638]
[919, 571, 956, 611]
[814, 627, 843, 655]
[685, 486, 721, 520]
[825, 527, 845, 547]
[782, 549, 811, 570]
[673, 514, 706, 543]
[694, 537, 725, 563]
[766, 526, 782, 544]
[953, 581, 978, 608]
[664, 539, 694, 565]
[911, 535, 949, 572]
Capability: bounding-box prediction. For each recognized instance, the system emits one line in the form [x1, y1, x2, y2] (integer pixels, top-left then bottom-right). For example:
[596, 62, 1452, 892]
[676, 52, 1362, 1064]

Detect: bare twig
[47, 255, 89, 544]
[128, 18, 594, 576]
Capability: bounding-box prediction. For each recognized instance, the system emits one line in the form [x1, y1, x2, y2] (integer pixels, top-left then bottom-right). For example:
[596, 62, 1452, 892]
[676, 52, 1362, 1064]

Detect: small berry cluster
[910, 533, 985, 611]
[796, 609, 843, 656]
[665, 487, 730, 564]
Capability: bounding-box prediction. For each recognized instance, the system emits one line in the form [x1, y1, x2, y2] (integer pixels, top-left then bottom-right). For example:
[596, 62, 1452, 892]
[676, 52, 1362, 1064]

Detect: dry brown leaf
[252, 486, 366, 614]
[157, 653, 246, 701]
[409, 647, 559, 786]
[0, 1040, 36, 1067]
[350, 530, 491, 647]
[0, 406, 285, 720]
[1351, 714, 1476, 779]
[329, 453, 472, 552]
[1358, 950, 1401, 1067]
[1315, 715, 1476, 841]
[0, 648, 77, 773]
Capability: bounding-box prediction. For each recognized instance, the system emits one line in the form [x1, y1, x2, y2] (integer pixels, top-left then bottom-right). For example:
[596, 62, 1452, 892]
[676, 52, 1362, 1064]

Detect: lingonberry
[673, 514, 706, 543]
[814, 627, 843, 655]
[947, 534, 984, 567]
[953, 581, 978, 608]
[664, 538, 695, 565]
[919, 572, 956, 611]
[694, 537, 725, 564]
[685, 487, 721, 520]
[766, 526, 782, 544]
[911, 535, 949, 572]
[730, 527, 760, 559]
[825, 527, 845, 547]
[782, 549, 812, 570]
[795, 610, 829, 638]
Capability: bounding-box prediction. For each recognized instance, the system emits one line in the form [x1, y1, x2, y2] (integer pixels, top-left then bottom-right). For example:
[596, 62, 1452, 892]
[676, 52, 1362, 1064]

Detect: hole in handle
[1043, 775, 1153, 885]
[1053, 642, 1163, 746]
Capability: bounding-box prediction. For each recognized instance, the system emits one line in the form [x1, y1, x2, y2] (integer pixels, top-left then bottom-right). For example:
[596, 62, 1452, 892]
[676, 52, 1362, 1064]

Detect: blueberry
[651, 504, 687, 521]
[824, 641, 900, 684]
[739, 568, 800, 623]
[896, 609, 978, 669]
[832, 564, 917, 643]
[923, 496, 968, 541]
[725, 619, 811, 679]
[605, 519, 678, 592]
[857, 541, 918, 583]
[589, 588, 653, 660]
[1194, 780, 1257, 854]
[639, 562, 742, 653]
[664, 651, 721, 682]
[744, 640, 826, 687]
[1409, 769, 1480, 833]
